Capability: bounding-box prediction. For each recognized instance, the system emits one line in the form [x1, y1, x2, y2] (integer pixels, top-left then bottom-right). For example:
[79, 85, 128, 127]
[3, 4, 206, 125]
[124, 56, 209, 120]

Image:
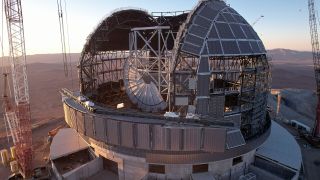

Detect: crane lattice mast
[3, 0, 33, 177]
[308, 0, 320, 137]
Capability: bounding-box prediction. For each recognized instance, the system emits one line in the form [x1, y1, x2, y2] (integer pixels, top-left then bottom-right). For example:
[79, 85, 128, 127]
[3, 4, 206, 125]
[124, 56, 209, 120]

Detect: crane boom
[3, 0, 33, 177]
[308, 0, 320, 137]
[252, 15, 264, 26]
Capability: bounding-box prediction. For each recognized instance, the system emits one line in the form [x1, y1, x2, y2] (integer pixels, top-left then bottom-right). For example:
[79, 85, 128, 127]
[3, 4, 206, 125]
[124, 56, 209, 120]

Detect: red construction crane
[2, 0, 33, 177]
[308, 0, 320, 138]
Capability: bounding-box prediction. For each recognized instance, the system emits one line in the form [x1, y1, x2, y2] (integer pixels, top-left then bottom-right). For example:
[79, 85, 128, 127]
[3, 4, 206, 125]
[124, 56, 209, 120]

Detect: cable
[57, 0, 69, 77]
[63, 0, 75, 90]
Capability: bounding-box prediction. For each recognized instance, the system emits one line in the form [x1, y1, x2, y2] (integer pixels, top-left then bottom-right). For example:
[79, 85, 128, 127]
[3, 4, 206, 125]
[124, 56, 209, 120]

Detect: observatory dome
[62, 1, 273, 179]
[79, 0, 270, 138]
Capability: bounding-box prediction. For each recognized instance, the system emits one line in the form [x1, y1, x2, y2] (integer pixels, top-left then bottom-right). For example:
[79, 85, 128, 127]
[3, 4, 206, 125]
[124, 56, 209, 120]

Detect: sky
[1, 0, 313, 55]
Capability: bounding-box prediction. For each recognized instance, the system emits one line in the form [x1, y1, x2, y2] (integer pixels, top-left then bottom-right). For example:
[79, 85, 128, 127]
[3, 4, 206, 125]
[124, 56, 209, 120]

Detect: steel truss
[124, 26, 175, 112]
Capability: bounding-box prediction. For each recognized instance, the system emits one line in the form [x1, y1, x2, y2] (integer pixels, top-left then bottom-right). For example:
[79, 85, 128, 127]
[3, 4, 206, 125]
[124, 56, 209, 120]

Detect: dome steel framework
[78, 0, 270, 138]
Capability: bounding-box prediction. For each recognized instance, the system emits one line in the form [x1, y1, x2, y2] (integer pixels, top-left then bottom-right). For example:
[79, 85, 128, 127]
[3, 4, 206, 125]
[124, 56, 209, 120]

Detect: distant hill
[0, 53, 80, 66]
[267, 48, 312, 62]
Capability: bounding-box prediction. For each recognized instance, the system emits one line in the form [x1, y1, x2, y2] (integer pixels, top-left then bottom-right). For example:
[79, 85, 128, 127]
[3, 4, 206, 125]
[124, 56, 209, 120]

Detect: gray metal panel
[228, 8, 239, 15]
[184, 128, 201, 151]
[189, 24, 208, 38]
[175, 97, 189, 106]
[208, 24, 219, 39]
[84, 114, 94, 138]
[189, 78, 197, 90]
[216, 14, 226, 22]
[226, 129, 246, 149]
[170, 128, 181, 151]
[233, 15, 246, 24]
[257, 41, 266, 52]
[207, 0, 226, 11]
[238, 41, 253, 54]
[208, 95, 225, 121]
[224, 114, 241, 128]
[196, 98, 209, 115]
[181, 42, 202, 56]
[203, 128, 226, 153]
[223, 13, 236, 23]
[70, 109, 77, 129]
[230, 24, 246, 39]
[197, 75, 210, 96]
[76, 111, 85, 135]
[241, 25, 255, 39]
[216, 23, 234, 39]
[185, 34, 204, 47]
[153, 125, 168, 150]
[207, 40, 223, 54]
[120, 122, 134, 148]
[250, 41, 261, 53]
[107, 119, 119, 145]
[94, 117, 106, 141]
[137, 124, 150, 149]
[221, 41, 240, 54]
[199, 5, 218, 20]
[193, 15, 212, 29]
[198, 56, 210, 73]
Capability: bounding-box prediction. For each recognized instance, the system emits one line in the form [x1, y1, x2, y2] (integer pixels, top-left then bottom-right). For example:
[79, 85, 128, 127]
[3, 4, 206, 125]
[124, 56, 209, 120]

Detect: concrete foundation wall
[91, 140, 256, 180]
[62, 157, 103, 180]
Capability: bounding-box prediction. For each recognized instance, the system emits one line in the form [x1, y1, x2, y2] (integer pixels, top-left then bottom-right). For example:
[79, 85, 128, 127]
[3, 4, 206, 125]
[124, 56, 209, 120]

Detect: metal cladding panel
[181, 42, 202, 56]
[196, 98, 209, 115]
[208, 0, 226, 11]
[120, 122, 134, 148]
[208, 24, 219, 39]
[233, 15, 247, 24]
[216, 23, 235, 39]
[153, 125, 168, 150]
[199, 5, 218, 20]
[179, 2, 267, 57]
[107, 120, 120, 145]
[137, 124, 150, 149]
[185, 34, 204, 47]
[84, 114, 94, 138]
[184, 128, 201, 151]
[230, 24, 246, 39]
[224, 114, 241, 128]
[94, 117, 106, 141]
[193, 15, 211, 29]
[198, 56, 210, 73]
[241, 25, 255, 39]
[189, 24, 208, 38]
[216, 14, 226, 22]
[175, 97, 189, 106]
[69, 108, 77, 129]
[208, 95, 225, 120]
[203, 128, 226, 153]
[170, 128, 181, 151]
[250, 41, 261, 53]
[223, 13, 237, 23]
[76, 111, 85, 135]
[207, 40, 223, 54]
[257, 41, 266, 52]
[221, 41, 240, 55]
[226, 129, 246, 149]
[238, 41, 253, 54]
[63, 104, 71, 126]
[197, 75, 210, 96]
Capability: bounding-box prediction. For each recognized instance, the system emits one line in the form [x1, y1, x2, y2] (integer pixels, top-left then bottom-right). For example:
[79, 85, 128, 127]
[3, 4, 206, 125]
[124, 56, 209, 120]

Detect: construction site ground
[0, 118, 66, 180]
